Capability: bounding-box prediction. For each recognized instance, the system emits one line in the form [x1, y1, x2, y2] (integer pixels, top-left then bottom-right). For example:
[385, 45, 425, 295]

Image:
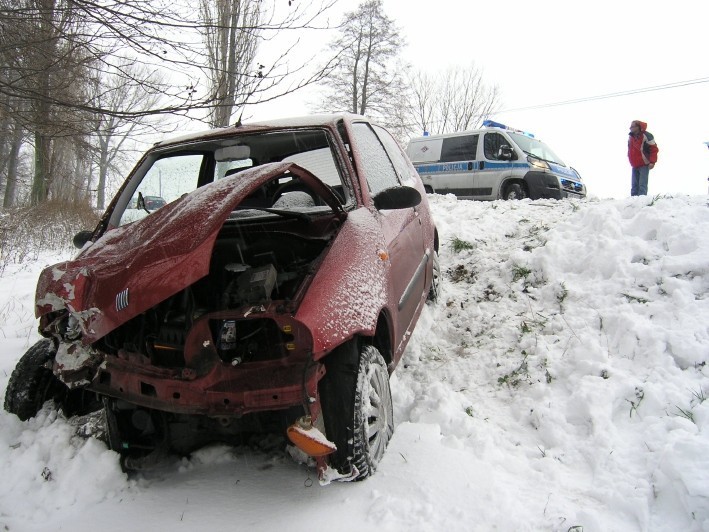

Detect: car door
[477, 131, 514, 199]
[350, 122, 427, 352]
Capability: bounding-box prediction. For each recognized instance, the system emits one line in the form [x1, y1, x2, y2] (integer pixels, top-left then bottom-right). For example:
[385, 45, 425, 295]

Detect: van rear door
[408, 134, 480, 197]
[407, 137, 441, 193]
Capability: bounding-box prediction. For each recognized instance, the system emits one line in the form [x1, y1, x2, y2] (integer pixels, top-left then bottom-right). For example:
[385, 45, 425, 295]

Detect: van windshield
[509, 133, 566, 166]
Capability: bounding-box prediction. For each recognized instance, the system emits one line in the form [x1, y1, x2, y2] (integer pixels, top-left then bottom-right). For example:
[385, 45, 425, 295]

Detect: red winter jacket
[628, 121, 659, 168]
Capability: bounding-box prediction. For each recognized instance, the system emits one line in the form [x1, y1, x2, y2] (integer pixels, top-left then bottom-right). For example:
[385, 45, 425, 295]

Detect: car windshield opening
[115, 129, 348, 227]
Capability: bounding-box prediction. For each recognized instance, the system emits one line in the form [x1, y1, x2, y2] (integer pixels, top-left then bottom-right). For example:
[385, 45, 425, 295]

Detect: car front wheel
[4, 339, 68, 421]
[503, 182, 528, 200]
[319, 341, 394, 480]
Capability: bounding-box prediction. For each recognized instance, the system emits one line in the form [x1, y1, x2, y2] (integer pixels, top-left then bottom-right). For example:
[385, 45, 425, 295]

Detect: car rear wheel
[503, 182, 527, 200]
[319, 341, 394, 480]
[4, 339, 69, 421]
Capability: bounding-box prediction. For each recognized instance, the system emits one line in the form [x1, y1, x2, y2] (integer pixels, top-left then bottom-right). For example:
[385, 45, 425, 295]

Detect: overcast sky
[252, 0, 709, 199]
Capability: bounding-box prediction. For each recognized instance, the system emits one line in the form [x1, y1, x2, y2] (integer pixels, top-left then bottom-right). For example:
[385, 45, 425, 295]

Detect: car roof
[153, 113, 367, 148]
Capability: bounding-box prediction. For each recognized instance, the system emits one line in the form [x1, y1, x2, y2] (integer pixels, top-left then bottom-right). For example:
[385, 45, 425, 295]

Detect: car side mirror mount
[373, 186, 421, 211]
[73, 230, 94, 249]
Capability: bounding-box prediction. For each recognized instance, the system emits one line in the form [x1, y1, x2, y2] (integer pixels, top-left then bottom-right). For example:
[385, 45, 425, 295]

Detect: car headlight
[527, 155, 549, 171]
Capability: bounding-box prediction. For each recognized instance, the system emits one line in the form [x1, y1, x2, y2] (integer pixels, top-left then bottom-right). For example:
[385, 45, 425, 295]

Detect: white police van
[406, 121, 586, 200]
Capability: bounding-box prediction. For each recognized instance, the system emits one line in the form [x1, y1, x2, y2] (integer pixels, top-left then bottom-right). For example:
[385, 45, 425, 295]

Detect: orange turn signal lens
[286, 417, 337, 457]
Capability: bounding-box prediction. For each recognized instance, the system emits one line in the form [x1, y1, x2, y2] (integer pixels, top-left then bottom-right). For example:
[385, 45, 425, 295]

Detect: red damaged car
[4, 114, 439, 481]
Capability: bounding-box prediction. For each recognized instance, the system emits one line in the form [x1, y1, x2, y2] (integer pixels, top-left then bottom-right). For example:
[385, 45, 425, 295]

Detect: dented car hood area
[35, 162, 344, 345]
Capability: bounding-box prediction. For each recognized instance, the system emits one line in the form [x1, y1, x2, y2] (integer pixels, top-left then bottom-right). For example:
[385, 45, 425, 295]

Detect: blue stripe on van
[414, 162, 477, 173]
[413, 161, 529, 174]
[548, 163, 577, 178]
[484, 162, 530, 170]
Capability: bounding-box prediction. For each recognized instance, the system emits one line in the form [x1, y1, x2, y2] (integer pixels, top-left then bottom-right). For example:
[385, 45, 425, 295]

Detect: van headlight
[527, 155, 549, 171]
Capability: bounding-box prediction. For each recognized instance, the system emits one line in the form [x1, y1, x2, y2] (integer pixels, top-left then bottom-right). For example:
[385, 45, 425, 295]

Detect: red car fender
[295, 207, 392, 359]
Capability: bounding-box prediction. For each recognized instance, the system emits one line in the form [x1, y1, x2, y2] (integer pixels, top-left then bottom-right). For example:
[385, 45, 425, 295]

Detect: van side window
[440, 135, 478, 162]
[484, 133, 510, 160]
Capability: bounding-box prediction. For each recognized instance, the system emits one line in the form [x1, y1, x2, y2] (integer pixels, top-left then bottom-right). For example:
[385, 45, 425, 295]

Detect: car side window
[440, 134, 478, 162]
[372, 125, 416, 186]
[351, 122, 400, 196]
[484, 133, 508, 161]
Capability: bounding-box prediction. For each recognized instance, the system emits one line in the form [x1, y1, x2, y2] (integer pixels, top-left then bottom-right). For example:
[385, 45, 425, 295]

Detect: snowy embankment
[1, 195, 708, 531]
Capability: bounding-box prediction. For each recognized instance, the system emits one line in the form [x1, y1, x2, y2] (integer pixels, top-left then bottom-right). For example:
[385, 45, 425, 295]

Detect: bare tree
[90, 60, 166, 209]
[0, 0, 338, 207]
[201, 0, 261, 128]
[0, 0, 96, 204]
[315, 0, 407, 123]
[2, 118, 25, 208]
[406, 64, 501, 136]
[0, 0, 339, 122]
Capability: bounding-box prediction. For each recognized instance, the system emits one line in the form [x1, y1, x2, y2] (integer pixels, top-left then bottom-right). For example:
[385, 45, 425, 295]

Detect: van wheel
[319, 341, 394, 480]
[503, 183, 527, 200]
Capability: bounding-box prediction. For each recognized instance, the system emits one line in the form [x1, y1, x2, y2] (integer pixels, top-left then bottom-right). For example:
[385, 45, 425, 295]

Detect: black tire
[4, 339, 68, 421]
[427, 250, 441, 303]
[319, 341, 394, 480]
[503, 182, 527, 200]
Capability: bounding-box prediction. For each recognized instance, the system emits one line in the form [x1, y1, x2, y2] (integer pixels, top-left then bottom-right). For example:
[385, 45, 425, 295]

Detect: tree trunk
[97, 135, 109, 210]
[31, 131, 51, 205]
[3, 123, 23, 208]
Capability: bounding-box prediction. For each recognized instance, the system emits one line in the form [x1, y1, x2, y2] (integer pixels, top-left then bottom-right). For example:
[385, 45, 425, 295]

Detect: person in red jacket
[628, 120, 659, 196]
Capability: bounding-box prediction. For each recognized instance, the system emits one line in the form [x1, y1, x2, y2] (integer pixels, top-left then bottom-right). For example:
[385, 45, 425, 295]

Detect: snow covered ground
[1, 194, 708, 531]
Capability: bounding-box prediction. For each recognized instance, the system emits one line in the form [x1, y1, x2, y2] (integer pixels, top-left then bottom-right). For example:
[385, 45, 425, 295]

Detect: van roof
[409, 120, 535, 143]
[408, 127, 501, 142]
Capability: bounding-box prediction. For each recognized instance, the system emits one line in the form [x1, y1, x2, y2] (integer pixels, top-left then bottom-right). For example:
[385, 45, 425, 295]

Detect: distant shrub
[0, 200, 99, 274]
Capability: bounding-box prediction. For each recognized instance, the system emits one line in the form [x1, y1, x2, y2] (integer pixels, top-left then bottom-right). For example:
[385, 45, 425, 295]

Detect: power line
[497, 76, 709, 114]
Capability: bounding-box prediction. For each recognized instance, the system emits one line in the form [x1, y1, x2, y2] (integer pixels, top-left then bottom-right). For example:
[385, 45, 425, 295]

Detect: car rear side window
[351, 122, 400, 196]
[440, 135, 478, 162]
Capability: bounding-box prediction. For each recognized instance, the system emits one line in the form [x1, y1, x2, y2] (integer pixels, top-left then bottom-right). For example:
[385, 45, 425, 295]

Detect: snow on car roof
[153, 114, 365, 148]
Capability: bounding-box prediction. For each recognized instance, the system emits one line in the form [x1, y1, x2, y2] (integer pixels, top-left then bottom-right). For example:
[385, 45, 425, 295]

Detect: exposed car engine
[96, 227, 330, 369]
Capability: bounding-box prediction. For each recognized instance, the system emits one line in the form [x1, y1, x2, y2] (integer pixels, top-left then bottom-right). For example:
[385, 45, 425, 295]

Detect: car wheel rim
[430, 251, 440, 300]
[363, 362, 391, 462]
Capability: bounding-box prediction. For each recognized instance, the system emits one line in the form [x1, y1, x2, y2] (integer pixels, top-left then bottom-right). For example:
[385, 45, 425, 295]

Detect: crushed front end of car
[34, 162, 346, 470]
